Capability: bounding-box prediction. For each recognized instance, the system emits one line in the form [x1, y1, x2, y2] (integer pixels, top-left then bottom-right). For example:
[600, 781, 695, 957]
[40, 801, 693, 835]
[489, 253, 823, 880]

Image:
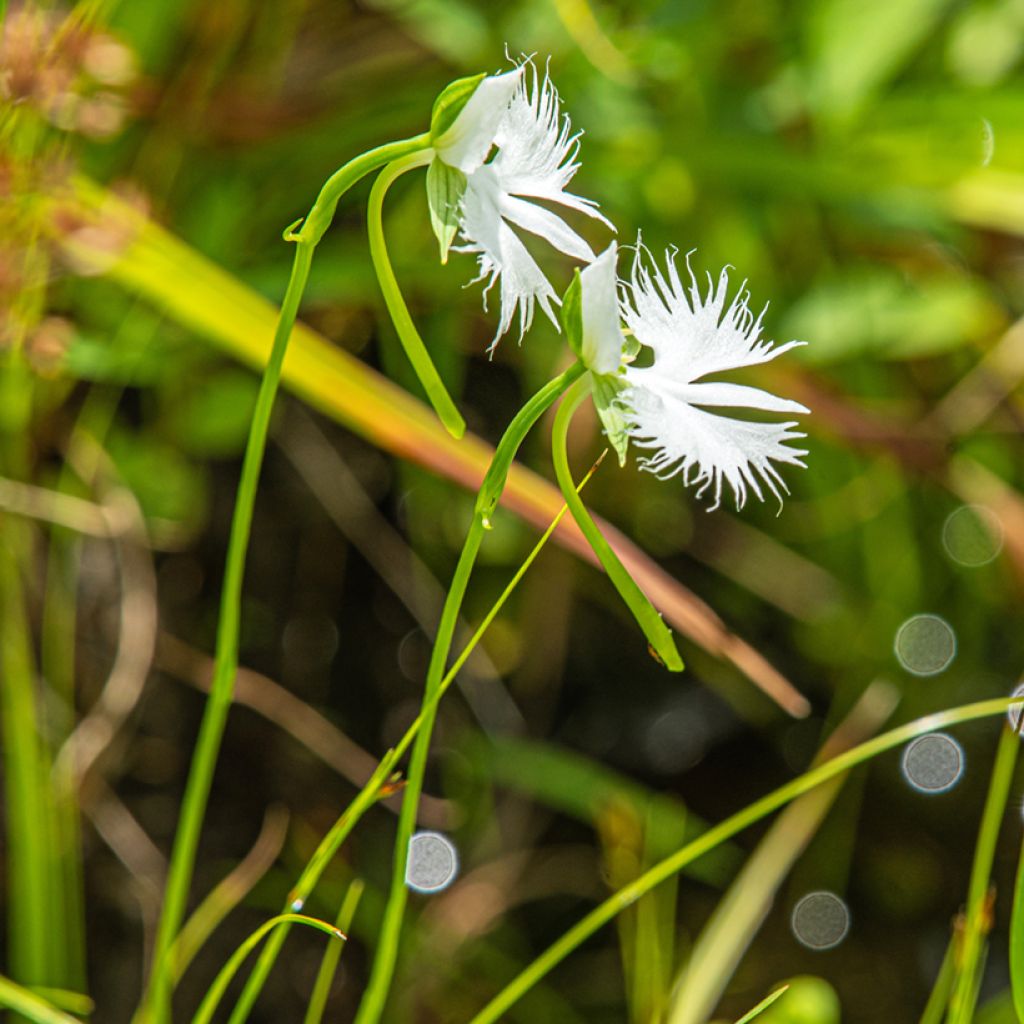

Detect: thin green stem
[354, 363, 585, 1024]
[948, 723, 1019, 1022]
[140, 131, 431, 1024]
[550, 374, 682, 671]
[0, 538, 50, 989]
[228, 364, 585, 1024]
[304, 881, 365, 1024]
[192, 915, 344, 1024]
[468, 697, 1023, 1024]
[368, 151, 465, 438]
[0, 976, 80, 1024]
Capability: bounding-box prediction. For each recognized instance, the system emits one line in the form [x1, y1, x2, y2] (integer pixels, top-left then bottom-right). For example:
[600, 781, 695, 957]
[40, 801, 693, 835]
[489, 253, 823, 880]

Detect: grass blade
[734, 985, 789, 1024]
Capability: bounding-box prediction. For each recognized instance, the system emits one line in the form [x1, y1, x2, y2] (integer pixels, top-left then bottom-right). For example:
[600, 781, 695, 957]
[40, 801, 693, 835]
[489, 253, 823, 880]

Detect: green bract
[591, 372, 631, 467]
[429, 73, 486, 145]
[559, 268, 583, 358]
[425, 158, 467, 264]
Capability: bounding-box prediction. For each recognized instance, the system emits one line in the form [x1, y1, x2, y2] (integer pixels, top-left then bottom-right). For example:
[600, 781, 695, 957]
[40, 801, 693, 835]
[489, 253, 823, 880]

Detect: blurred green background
[3, 0, 1024, 1021]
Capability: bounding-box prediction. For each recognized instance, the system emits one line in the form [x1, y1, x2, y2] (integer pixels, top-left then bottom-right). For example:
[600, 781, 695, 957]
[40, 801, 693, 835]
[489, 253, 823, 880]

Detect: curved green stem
[551, 374, 682, 671]
[368, 151, 466, 438]
[948, 723, 1019, 1022]
[139, 131, 431, 1024]
[226, 365, 584, 1024]
[353, 364, 584, 1024]
[192, 914, 344, 1024]
[468, 696, 1022, 1024]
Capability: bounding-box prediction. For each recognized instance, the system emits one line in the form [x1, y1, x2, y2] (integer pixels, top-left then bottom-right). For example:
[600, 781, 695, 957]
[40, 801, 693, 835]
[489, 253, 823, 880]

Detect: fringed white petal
[619, 246, 808, 510]
[622, 247, 803, 381]
[453, 59, 611, 347]
[579, 242, 625, 375]
[622, 382, 807, 510]
[434, 68, 524, 174]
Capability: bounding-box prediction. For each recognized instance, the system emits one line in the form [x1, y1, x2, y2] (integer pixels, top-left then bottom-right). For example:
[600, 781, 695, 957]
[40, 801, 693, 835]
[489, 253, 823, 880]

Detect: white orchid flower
[574, 241, 809, 511]
[427, 62, 612, 349]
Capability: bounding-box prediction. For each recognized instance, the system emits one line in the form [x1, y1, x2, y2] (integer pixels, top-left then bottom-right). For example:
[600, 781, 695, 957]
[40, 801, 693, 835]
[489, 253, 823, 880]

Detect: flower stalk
[138, 130, 432, 1024]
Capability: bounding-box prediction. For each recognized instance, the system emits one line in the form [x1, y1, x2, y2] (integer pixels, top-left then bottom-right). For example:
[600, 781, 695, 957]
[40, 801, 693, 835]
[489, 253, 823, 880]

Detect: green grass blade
[1011, 811, 1024, 1020]
[467, 696, 1022, 1023]
[948, 723, 1020, 1022]
[192, 914, 345, 1024]
[303, 881, 365, 1024]
[734, 985, 789, 1024]
[0, 977, 81, 1024]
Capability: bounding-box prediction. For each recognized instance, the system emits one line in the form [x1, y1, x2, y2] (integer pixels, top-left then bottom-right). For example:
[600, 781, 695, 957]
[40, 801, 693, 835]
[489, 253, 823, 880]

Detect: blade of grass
[734, 985, 789, 1024]
[0, 535, 53, 990]
[0, 978, 81, 1024]
[192, 914, 345, 1024]
[467, 696, 1023, 1023]
[61, 175, 809, 716]
[168, 806, 289, 982]
[668, 681, 897, 1024]
[1011, 809, 1024, 1020]
[948, 723, 1020, 1022]
[919, 934, 957, 1024]
[303, 881, 365, 1024]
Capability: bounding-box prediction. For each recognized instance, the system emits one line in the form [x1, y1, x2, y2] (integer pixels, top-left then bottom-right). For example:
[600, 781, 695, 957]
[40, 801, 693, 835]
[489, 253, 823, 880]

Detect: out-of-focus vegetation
[2, 0, 1024, 1021]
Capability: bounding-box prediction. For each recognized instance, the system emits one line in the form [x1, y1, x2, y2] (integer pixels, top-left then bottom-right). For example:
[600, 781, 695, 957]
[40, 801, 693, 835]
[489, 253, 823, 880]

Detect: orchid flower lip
[616, 241, 809, 512]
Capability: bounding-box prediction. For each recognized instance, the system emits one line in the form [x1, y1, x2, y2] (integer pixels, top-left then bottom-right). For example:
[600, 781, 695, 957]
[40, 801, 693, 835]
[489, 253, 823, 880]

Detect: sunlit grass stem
[468, 696, 1024, 1023]
[139, 131, 431, 1024]
[948, 723, 1019, 1022]
[192, 915, 344, 1024]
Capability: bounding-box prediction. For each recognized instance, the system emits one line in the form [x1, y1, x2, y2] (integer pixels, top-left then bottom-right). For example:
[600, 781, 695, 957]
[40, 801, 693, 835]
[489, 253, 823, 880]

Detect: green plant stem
[228, 364, 585, 1024]
[1010, 800, 1024, 1021]
[550, 374, 682, 671]
[367, 151, 465, 438]
[304, 880, 365, 1024]
[192, 915, 344, 1024]
[734, 986, 789, 1024]
[0, 976, 80, 1024]
[139, 132, 431, 1024]
[468, 697, 1022, 1024]
[0, 539, 50, 990]
[354, 363, 586, 1024]
[948, 723, 1019, 1022]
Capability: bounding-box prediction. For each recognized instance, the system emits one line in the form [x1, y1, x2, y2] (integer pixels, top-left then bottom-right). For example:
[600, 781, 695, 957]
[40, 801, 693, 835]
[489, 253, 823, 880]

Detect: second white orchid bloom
[571, 242, 809, 510]
[428, 63, 611, 349]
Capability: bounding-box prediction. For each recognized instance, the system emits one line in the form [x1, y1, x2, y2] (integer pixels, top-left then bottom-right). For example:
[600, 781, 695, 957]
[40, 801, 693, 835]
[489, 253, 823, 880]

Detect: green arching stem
[468, 696, 1023, 1024]
[192, 915, 344, 1024]
[367, 151, 466, 438]
[353, 363, 586, 1024]
[139, 131, 431, 1024]
[227, 365, 588, 1024]
[551, 373, 682, 672]
[303, 880, 365, 1024]
[476, 362, 587, 524]
[948, 723, 1019, 1022]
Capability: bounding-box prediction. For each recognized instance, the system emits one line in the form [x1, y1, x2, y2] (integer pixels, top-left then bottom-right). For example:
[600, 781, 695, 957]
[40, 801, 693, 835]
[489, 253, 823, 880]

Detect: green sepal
[425, 157, 467, 264]
[559, 268, 583, 358]
[591, 372, 631, 467]
[430, 73, 486, 143]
